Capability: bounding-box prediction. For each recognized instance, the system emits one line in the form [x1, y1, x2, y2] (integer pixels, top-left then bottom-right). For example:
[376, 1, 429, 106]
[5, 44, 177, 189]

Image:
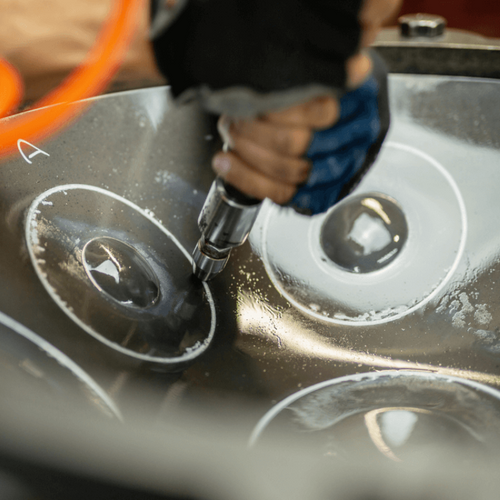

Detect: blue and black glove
[151, 0, 390, 216]
[291, 51, 390, 215]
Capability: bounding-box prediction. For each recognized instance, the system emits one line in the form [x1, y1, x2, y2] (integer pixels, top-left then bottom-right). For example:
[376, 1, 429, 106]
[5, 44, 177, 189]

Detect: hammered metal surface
[1, 76, 500, 432]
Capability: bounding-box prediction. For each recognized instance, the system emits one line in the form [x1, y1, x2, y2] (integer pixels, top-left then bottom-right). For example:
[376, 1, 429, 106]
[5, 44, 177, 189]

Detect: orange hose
[0, 0, 145, 159]
[0, 60, 23, 117]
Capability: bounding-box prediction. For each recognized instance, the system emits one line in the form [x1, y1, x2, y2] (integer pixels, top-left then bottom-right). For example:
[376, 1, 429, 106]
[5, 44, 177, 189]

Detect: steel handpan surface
[0, 73, 500, 496]
[0, 87, 220, 408]
[0, 310, 121, 420]
[26, 184, 216, 365]
[250, 370, 500, 461]
[187, 74, 500, 408]
[252, 141, 467, 325]
[0, 75, 499, 426]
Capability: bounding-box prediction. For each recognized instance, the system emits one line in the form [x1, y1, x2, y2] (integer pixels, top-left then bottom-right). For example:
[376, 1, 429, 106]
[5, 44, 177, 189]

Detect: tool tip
[192, 241, 229, 281]
[192, 262, 212, 282]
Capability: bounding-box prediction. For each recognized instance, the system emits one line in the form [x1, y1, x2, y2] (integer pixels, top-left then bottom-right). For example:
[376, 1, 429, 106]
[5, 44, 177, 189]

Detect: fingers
[213, 151, 299, 205]
[211, 96, 341, 204]
[359, 26, 382, 49]
[230, 132, 311, 184]
[346, 52, 373, 89]
[208, 0, 397, 205]
[264, 96, 340, 129]
[208, 1, 400, 206]
[213, 118, 312, 203]
[229, 119, 312, 157]
[346, 0, 402, 89]
[358, 0, 403, 51]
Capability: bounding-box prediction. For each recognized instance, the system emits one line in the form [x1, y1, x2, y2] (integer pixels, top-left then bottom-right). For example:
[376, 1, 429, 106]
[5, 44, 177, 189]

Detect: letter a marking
[17, 139, 50, 164]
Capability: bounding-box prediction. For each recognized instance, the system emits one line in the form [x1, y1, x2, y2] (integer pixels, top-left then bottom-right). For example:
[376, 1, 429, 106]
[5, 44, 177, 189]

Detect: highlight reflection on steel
[83, 237, 160, 309]
[320, 194, 408, 273]
[365, 408, 432, 462]
[236, 296, 500, 387]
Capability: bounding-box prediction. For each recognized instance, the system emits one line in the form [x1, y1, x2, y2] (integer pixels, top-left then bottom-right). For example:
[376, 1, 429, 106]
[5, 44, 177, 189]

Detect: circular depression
[320, 193, 408, 274]
[26, 184, 216, 365]
[0, 311, 121, 420]
[250, 371, 500, 462]
[258, 142, 467, 325]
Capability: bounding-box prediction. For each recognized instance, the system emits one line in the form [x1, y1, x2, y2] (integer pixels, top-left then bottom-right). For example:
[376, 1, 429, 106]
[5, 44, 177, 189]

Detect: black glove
[151, 0, 365, 116]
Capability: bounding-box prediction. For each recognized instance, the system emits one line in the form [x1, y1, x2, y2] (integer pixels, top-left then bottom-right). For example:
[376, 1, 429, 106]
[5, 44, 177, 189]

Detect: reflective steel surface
[252, 141, 466, 323]
[26, 184, 215, 365]
[320, 193, 408, 274]
[250, 371, 500, 462]
[1, 73, 500, 487]
[0, 310, 121, 420]
[374, 26, 500, 80]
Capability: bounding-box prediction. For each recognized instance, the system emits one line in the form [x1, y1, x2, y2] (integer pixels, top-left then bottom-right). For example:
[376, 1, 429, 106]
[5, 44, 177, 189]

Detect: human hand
[211, 0, 402, 205]
[213, 96, 340, 204]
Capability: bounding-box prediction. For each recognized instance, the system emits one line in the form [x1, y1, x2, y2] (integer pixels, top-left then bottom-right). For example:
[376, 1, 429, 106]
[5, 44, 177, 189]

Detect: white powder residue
[474, 304, 492, 326]
[436, 295, 449, 314]
[348, 213, 392, 256]
[184, 340, 203, 354]
[334, 305, 409, 323]
[458, 292, 474, 313]
[154, 170, 173, 186]
[451, 293, 473, 328]
[473, 329, 500, 354]
[443, 291, 494, 329]
[452, 312, 466, 328]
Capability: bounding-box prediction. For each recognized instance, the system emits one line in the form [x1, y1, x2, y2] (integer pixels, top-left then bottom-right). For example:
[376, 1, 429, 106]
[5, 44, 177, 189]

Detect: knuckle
[272, 163, 291, 181]
[314, 97, 339, 128]
[284, 159, 310, 183]
[271, 158, 309, 183]
[295, 128, 313, 154]
[360, 26, 379, 48]
[273, 184, 296, 205]
[347, 53, 373, 88]
[288, 128, 312, 155]
[273, 127, 311, 156]
[274, 128, 294, 155]
[296, 159, 312, 183]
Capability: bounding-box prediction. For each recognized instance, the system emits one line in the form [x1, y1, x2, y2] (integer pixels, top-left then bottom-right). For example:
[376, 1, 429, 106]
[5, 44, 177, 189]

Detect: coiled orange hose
[0, 0, 145, 159]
